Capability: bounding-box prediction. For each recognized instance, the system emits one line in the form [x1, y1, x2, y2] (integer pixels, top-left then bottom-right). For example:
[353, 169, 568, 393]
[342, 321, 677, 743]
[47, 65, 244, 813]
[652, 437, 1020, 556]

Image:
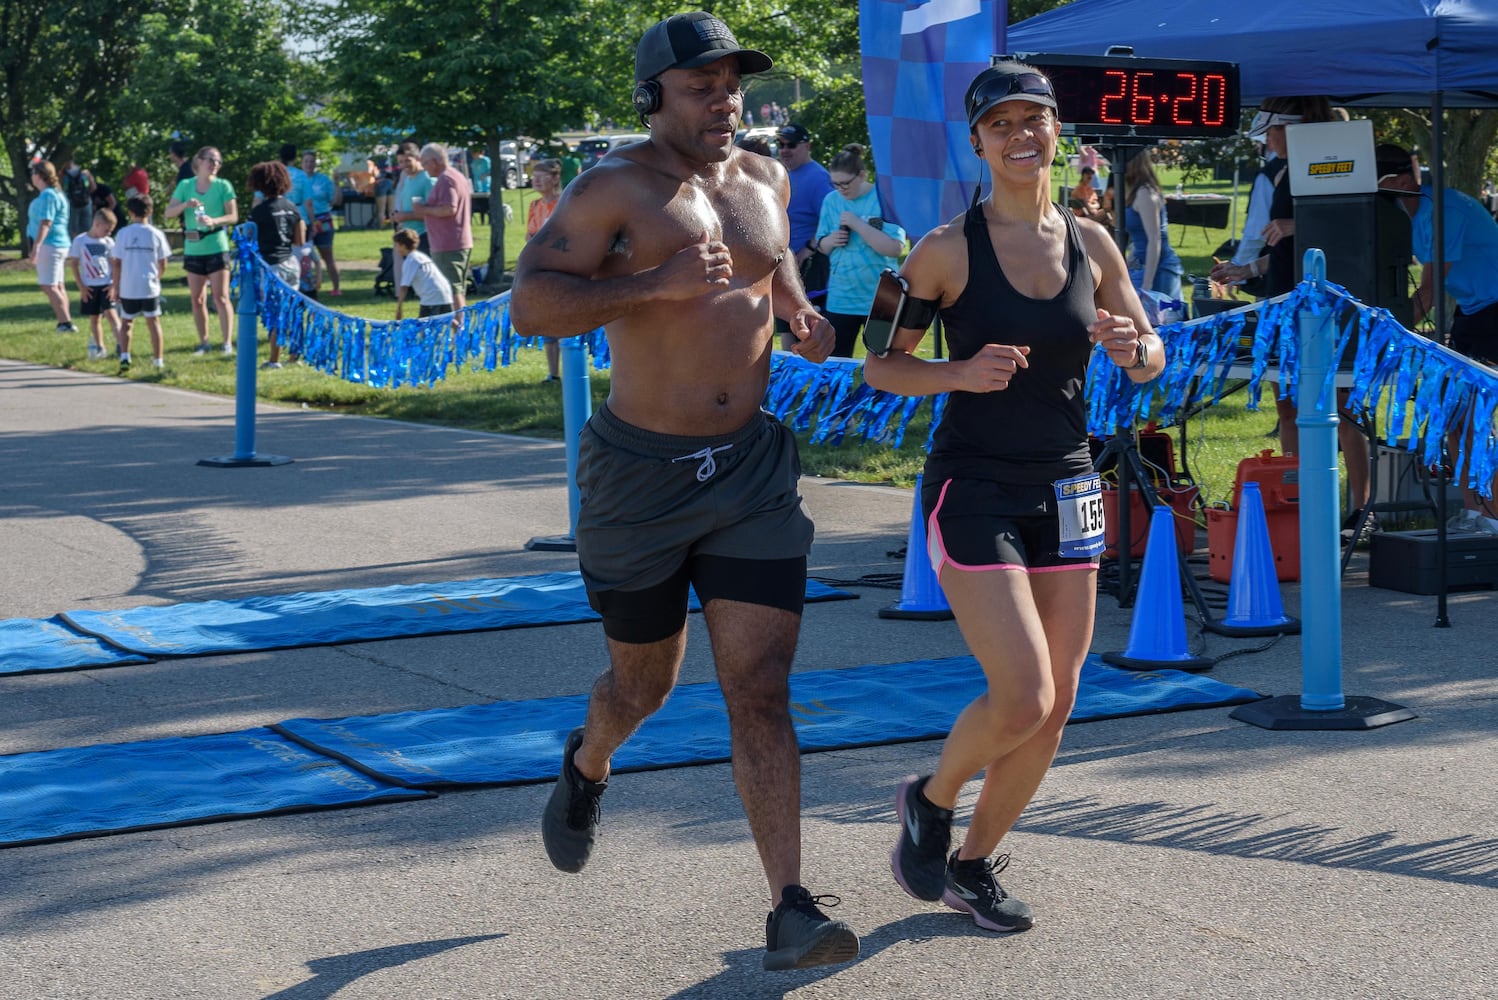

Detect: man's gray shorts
[575, 403, 814, 594]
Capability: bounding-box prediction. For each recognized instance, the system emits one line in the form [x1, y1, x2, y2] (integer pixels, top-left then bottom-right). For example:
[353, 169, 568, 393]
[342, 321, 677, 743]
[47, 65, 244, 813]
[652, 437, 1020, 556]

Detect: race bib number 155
[1054, 472, 1105, 559]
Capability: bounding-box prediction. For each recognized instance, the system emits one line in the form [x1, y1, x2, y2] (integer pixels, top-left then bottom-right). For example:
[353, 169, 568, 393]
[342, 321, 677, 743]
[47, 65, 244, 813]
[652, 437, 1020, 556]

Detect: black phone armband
[898, 295, 939, 331]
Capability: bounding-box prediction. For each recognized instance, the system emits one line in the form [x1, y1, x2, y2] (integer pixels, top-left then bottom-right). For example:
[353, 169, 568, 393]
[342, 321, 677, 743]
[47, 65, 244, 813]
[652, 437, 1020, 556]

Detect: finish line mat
[0, 728, 431, 849]
[0, 656, 1261, 848]
[55, 572, 855, 660]
[0, 616, 153, 675]
[273, 655, 1266, 788]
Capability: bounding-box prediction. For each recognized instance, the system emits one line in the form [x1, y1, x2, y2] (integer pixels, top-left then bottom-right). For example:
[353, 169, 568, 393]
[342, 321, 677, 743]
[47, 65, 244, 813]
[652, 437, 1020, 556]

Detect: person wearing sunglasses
[1376, 142, 1498, 535]
[777, 122, 835, 341]
[864, 61, 1163, 933]
[166, 146, 238, 355]
[813, 143, 907, 357]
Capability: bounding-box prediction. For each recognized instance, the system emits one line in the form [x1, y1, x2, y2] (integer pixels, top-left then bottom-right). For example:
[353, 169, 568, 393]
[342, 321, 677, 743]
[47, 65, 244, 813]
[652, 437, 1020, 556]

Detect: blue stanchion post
[199, 240, 292, 468]
[1295, 251, 1344, 711]
[527, 334, 593, 551]
[1230, 250, 1413, 730]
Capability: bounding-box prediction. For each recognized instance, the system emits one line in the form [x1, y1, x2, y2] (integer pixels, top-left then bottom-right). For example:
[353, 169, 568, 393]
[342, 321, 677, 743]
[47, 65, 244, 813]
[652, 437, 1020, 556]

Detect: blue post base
[525, 534, 577, 553]
[197, 453, 293, 468]
[1230, 694, 1416, 731]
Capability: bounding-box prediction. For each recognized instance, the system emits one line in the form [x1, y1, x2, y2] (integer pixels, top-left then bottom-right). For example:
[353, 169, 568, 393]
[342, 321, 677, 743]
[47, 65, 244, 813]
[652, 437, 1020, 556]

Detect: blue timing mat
[0, 728, 431, 849]
[0, 616, 152, 675]
[274, 655, 1265, 788]
[58, 572, 855, 659]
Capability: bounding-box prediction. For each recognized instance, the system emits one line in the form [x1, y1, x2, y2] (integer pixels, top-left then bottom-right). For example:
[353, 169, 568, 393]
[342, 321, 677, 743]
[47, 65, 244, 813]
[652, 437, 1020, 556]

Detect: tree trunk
[1397, 108, 1498, 200]
[482, 133, 510, 294]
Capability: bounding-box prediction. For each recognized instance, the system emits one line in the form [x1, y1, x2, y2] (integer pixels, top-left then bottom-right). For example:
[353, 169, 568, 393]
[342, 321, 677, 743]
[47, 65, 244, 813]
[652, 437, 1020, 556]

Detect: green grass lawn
[0, 169, 1286, 509]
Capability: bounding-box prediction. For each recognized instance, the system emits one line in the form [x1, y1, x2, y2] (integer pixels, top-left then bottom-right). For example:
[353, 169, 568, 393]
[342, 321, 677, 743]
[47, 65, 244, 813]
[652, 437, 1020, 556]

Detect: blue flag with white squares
[859, 0, 1007, 243]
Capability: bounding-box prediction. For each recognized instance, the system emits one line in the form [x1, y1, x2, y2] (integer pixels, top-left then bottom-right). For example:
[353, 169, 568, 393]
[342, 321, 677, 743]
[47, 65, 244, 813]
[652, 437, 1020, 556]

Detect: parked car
[576, 133, 650, 171]
[498, 139, 536, 189]
[734, 126, 780, 154]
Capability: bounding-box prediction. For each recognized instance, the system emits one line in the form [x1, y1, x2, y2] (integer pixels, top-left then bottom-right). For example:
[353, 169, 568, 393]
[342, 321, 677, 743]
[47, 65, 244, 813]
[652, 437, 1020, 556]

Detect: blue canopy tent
[1007, 0, 1498, 346]
[1006, 0, 1498, 107]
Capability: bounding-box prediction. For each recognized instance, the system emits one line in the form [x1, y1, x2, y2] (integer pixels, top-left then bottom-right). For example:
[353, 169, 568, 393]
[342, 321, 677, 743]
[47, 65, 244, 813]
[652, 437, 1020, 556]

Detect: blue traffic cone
[880, 475, 954, 620]
[1103, 504, 1213, 672]
[1205, 481, 1300, 636]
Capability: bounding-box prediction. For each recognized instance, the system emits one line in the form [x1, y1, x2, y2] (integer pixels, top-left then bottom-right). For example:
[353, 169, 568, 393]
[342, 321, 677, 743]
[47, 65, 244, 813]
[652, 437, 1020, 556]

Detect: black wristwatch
[1130, 338, 1151, 370]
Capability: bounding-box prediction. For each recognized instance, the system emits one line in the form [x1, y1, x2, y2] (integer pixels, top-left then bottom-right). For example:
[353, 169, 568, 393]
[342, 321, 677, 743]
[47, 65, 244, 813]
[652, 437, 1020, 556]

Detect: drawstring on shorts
[672, 444, 734, 482]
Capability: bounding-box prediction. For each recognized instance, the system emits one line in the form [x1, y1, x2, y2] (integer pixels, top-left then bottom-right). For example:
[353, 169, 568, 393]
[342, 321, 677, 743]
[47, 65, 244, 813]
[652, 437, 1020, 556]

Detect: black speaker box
[1294, 193, 1414, 329]
[1368, 529, 1498, 594]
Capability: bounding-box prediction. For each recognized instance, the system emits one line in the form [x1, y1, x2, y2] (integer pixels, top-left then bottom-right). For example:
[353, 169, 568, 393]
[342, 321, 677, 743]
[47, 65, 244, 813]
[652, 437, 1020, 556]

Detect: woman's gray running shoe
[541, 727, 607, 873]
[891, 775, 953, 901]
[942, 852, 1034, 932]
[763, 885, 860, 971]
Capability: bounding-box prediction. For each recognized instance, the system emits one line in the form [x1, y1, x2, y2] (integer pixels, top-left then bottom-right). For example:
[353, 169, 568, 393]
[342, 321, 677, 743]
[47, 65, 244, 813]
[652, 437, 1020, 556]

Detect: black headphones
[631, 79, 663, 119]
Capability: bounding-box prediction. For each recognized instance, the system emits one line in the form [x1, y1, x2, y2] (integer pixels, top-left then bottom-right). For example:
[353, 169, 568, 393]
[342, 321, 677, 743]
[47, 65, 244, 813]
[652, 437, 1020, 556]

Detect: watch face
[1009, 53, 1240, 140]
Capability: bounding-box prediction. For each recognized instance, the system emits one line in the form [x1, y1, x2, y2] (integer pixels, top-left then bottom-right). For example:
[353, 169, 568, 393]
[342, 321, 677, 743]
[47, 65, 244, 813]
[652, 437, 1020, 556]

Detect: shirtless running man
[509, 10, 857, 973]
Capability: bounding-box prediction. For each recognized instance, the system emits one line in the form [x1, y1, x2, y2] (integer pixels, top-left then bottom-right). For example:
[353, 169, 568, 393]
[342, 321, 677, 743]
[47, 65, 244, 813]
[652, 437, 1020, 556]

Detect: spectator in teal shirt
[299, 150, 343, 296]
[27, 160, 77, 333]
[390, 141, 434, 253]
[814, 144, 907, 357]
[470, 148, 491, 194]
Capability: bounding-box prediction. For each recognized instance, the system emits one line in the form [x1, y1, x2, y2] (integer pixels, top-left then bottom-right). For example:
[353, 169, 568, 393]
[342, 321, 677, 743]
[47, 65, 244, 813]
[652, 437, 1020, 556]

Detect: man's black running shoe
[541, 727, 607, 873]
[763, 885, 860, 971]
[890, 774, 952, 901]
[942, 852, 1034, 932]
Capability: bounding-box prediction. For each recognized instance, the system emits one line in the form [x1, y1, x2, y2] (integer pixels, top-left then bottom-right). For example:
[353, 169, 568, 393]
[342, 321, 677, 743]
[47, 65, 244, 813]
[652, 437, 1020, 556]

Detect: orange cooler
[1206, 450, 1301, 582]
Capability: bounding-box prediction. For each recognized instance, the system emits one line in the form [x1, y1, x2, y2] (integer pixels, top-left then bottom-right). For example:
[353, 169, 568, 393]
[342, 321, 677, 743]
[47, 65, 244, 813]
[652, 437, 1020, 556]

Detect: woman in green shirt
[166, 146, 239, 355]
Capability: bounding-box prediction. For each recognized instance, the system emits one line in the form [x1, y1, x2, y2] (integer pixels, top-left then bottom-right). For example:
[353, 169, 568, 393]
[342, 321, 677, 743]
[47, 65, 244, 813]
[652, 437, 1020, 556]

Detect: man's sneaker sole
[890, 775, 948, 902]
[763, 920, 859, 971]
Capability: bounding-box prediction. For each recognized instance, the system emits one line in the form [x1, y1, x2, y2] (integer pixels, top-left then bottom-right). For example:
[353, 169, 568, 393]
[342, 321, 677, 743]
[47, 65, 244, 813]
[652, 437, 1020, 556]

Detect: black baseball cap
[635, 11, 773, 83]
[1375, 143, 1415, 178]
[777, 124, 811, 145]
[964, 63, 1057, 128]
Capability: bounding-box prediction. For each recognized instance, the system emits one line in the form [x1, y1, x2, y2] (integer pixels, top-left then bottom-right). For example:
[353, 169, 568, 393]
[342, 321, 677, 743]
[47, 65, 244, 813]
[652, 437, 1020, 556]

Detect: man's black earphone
[632, 79, 663, 118]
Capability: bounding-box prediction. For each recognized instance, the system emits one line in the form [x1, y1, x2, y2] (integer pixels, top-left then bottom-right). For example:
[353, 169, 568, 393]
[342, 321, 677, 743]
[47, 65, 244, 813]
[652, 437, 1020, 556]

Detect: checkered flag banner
[859, 0, 1007, 243]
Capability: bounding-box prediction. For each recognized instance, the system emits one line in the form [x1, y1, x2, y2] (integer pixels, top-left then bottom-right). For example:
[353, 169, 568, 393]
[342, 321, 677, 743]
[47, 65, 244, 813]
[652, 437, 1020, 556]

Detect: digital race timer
[1010, 52, 1241, 140]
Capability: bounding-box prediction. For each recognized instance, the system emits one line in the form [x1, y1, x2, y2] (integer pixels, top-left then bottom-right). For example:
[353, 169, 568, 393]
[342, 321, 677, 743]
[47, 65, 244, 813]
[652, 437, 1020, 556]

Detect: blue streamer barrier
[0, 728, 431, 849]
[231, 225, 610, 389]
[231, 223, 1497, 496]
[0, 616, 151, 675]
[56, 573, 855, 660]
[272, 654, 1264, 789]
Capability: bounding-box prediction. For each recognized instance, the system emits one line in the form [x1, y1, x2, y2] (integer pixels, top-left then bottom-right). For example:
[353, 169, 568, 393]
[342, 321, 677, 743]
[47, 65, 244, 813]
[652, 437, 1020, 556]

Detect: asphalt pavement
[1, 358, 1494, 1000]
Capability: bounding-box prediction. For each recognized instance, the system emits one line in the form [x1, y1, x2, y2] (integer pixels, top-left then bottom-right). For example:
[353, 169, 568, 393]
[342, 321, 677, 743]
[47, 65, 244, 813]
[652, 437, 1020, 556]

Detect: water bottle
[195, 205, 211, 230]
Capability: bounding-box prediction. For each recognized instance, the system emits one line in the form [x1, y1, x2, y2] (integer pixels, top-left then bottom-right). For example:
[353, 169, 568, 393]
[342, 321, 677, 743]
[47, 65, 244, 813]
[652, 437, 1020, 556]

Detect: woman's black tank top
[925, 204, 1098, 487]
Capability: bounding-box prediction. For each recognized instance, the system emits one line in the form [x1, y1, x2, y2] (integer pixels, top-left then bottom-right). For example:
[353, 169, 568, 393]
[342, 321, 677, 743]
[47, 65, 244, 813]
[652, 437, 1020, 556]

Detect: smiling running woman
[863, 62, 1164, 932]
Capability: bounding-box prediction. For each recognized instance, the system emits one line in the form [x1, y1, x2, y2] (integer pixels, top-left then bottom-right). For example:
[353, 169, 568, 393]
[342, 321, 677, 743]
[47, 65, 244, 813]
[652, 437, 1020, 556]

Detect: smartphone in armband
[862, 268, 908, 359]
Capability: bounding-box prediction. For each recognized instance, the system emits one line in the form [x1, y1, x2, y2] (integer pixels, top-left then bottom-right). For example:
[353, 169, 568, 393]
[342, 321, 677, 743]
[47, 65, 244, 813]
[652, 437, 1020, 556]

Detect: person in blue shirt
[776, 123, 835, 347]
[299, 150, 343, 296]
[26, 160, 77, 333]
[469, 148, 491, 194]
[1122, 148, 1182, 301]
[1378, 142, 1498, 533]
[813, 143, 907, 357]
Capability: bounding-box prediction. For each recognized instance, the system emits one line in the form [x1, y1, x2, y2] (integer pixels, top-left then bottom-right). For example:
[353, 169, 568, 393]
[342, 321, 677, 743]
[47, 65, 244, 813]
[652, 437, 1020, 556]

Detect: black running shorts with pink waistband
[921, 476, 1099, 574]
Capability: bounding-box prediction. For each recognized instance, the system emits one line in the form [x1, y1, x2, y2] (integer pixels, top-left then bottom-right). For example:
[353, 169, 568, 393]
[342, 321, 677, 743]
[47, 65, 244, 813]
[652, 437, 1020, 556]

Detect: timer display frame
[1009, 52, 1241, 140]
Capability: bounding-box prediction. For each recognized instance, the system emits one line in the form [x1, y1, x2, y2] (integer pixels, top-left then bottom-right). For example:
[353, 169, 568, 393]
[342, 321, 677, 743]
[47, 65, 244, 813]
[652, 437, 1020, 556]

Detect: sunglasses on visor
[967, 72, 1054, 116]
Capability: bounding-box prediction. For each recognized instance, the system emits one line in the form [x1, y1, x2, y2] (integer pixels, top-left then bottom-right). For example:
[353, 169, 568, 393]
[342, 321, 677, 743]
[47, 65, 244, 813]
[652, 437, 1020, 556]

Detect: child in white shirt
[68, 209, 124, 360]
[392, 227, 453, 319]
[109, 195, 173, 372]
